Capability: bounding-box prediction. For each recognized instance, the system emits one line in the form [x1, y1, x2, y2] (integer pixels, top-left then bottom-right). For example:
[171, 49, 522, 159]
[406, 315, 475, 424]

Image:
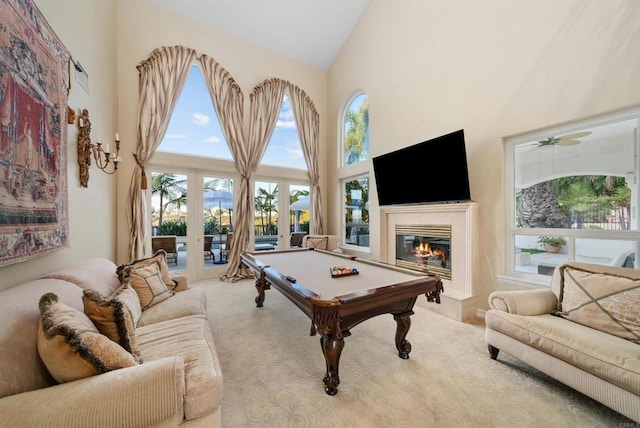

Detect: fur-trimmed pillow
[83, 289, 142, 362]
[126, 261, 175, 310]
[38, 293, 138, 383]
[112, 282, 142, 326]
[556, 265, 640, 342]
[117, 249, 176, 290]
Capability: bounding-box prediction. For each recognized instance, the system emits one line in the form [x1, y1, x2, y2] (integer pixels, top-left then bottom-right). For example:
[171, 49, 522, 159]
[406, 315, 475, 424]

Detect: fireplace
[396, 225, 452, 280]
[380, 202, 479, 321]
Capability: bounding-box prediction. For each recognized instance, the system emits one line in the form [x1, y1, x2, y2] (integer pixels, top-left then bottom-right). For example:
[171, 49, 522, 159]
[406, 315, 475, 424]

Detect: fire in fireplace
[395, 225, 452, 280]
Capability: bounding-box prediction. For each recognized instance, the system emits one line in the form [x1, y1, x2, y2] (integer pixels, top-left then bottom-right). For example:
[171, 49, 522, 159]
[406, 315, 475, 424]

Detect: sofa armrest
[0, 357, 186, 427]
[488, 288, 558, 315]
[172, 274, 189, 291]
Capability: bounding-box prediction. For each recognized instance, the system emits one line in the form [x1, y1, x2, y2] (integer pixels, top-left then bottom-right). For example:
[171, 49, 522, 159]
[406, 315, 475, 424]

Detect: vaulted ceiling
[148, 0, 370, 70]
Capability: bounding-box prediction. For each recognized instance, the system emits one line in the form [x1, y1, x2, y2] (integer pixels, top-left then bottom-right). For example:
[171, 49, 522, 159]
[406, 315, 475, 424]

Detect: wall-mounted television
[372, 129, 471, 206]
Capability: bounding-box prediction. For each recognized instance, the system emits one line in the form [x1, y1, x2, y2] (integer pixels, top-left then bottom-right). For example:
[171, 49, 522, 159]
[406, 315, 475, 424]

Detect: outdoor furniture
[204, 235, 214, 261]
[220, 233, 233, 263]
[289, 232, 307, 248]
[151, 235, 178, 265]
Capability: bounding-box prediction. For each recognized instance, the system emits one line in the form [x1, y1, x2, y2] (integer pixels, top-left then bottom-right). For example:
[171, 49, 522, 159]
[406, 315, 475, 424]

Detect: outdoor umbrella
[291, 195, 310, 232]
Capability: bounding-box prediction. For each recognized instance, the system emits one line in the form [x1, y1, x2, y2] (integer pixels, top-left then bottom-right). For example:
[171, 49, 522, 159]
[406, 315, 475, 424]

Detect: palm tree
[151, 173, 187, 230]
[517, 180, 566, 228]
[255, 185, 278, 235]
[344, 99, 369, 165]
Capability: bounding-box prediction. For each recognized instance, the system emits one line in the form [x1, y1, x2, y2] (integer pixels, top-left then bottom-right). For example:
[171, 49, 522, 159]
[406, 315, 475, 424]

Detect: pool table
[240, 248, 443, 395]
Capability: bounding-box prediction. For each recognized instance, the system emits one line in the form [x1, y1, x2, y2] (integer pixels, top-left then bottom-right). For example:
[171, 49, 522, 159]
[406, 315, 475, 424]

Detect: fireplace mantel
[380, 202, 479, 321]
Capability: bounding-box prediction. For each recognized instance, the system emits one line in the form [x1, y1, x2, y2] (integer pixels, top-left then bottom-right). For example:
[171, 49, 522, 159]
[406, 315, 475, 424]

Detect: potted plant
[538, 236, 567, 253]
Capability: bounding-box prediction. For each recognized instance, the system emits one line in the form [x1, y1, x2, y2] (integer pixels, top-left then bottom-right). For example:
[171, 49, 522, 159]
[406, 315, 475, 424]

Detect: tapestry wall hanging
[0, 0, 70, 266]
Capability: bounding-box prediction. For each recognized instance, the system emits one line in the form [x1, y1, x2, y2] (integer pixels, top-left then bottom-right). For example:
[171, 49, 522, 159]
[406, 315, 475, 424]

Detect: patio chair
[221, 233, 233, 262]
[204, 235, 214, 261]
[289, 232, 307, 248]
[152, 235, 178, 265]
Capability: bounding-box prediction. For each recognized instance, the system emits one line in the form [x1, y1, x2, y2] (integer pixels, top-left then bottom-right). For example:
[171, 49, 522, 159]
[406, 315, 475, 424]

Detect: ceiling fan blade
[558, 131, 591, 141]
[557, 139, 581, 146]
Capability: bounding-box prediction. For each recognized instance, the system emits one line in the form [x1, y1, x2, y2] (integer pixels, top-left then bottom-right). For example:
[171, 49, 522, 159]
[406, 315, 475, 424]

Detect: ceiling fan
[532, 131, 592, 149]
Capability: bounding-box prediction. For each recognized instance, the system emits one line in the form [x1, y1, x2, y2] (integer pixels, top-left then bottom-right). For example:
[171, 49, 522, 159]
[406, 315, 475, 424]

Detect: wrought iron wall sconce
[77, 108, 121, 187]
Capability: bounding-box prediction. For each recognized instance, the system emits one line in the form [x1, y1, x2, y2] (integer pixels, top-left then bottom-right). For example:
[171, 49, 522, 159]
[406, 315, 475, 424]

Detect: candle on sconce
[115, 133, 119, 141]
[105, 144, 110, 153]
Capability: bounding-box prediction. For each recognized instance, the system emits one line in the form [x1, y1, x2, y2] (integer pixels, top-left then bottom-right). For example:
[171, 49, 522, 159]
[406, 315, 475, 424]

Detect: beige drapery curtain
[220, 78, 287, 282]
[128, 46, 196, 260]
[197, 55, 249, 281]
[287, 82, 323, 234]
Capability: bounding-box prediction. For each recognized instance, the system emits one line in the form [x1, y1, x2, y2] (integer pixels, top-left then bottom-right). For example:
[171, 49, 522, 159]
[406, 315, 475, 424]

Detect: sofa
[485, 262, 640, 422]
[0, 254, 223, 427]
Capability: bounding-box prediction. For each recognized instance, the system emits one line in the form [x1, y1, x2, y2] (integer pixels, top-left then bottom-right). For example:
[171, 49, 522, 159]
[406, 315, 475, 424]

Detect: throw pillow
[112, 282, 143, 327]
[38, 293, 138, 383]
[126, 261, 175, 310]
[307, 237, 329, 250]
[556, 265, 640, 342]
[116, 249, 176, 290]
[83, 289, 142, 362]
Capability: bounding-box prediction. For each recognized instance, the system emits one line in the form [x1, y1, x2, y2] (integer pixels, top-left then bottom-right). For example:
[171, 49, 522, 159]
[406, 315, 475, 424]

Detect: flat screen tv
[372, 129, 471, 206]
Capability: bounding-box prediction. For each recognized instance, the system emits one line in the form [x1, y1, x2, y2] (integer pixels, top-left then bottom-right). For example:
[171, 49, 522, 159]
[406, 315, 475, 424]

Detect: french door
[149, 167, 236, 281]
[253, 178, 311, 251]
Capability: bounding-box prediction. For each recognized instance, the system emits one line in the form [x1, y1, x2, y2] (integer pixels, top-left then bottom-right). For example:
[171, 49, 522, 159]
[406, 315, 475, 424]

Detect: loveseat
[0, 254, 223, 427]
[485, 262, 640, 422]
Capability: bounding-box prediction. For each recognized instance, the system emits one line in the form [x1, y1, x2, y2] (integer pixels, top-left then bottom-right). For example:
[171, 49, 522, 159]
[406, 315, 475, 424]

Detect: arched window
[343, 92, 369, 166]
[340, 92, 370, 250]
[261, 91, 307, 170]
[157, 64, 233, 160]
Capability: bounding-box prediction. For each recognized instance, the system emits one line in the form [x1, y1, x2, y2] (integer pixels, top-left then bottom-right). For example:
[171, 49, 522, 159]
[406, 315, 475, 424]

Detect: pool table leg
[253, 270, 270, 307]
[393, 311, 414, 359]
[320, 334, 344, 396]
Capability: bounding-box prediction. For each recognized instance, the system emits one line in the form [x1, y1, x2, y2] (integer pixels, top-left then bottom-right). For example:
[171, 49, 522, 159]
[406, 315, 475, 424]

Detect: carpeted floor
[201, 278, 633, 427]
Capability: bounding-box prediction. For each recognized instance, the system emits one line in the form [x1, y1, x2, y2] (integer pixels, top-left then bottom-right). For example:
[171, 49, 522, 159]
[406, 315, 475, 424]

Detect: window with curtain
[156, 65, 233, 160]
[261, 91, 307, 171]
[503, 105, 640, 285]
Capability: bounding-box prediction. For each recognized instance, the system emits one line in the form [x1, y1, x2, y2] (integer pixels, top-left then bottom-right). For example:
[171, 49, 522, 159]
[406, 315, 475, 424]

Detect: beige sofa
[0, 257, 222, 427]
[485, 262, 640, 422]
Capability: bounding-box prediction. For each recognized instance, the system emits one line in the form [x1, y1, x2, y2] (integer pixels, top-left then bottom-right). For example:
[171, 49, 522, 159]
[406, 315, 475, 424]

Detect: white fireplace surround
[380, 202, 479, 321]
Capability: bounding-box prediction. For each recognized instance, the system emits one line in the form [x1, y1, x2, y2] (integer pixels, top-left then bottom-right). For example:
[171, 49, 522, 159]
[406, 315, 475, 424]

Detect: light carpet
[201, 278, 633, 427]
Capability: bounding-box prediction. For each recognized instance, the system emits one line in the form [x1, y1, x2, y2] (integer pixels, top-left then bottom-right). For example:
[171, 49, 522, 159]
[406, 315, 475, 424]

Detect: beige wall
[0, 0, 118, 290]
[114, 0, 327, 264]
[327, 0, 640, 309]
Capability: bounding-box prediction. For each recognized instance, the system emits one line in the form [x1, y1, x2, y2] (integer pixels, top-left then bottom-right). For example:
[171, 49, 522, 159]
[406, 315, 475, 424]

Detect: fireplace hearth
[396, 225, 452, 280]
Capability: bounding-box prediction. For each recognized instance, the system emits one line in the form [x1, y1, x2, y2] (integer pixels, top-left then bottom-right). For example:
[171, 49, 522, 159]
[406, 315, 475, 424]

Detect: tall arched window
[340, 91, 370, 250]
[343, 93, 369, 166]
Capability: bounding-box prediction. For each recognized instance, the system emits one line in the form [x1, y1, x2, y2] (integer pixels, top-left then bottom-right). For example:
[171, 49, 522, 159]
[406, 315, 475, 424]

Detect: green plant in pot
[538, 236, 567, 253]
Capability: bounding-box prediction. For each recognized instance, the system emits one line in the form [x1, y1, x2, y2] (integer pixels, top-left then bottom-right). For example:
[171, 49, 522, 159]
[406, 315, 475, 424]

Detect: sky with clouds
[158, 65, 306, 170]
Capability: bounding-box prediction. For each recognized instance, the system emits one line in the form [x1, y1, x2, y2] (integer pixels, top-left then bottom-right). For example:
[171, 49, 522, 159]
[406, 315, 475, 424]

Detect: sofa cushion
[117, 250, 176, 290]
[43, 258, 121, 295]
[485, 310, 640, 395]
[126, 262, 175, 310]
[38, 293, 138, 383]
[0, 279, 82, 398]
[557, 265, 640, 343]
[138, 286, 207, 327]
[82, 289, 142, 362]
[137, 315, 223, 420]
